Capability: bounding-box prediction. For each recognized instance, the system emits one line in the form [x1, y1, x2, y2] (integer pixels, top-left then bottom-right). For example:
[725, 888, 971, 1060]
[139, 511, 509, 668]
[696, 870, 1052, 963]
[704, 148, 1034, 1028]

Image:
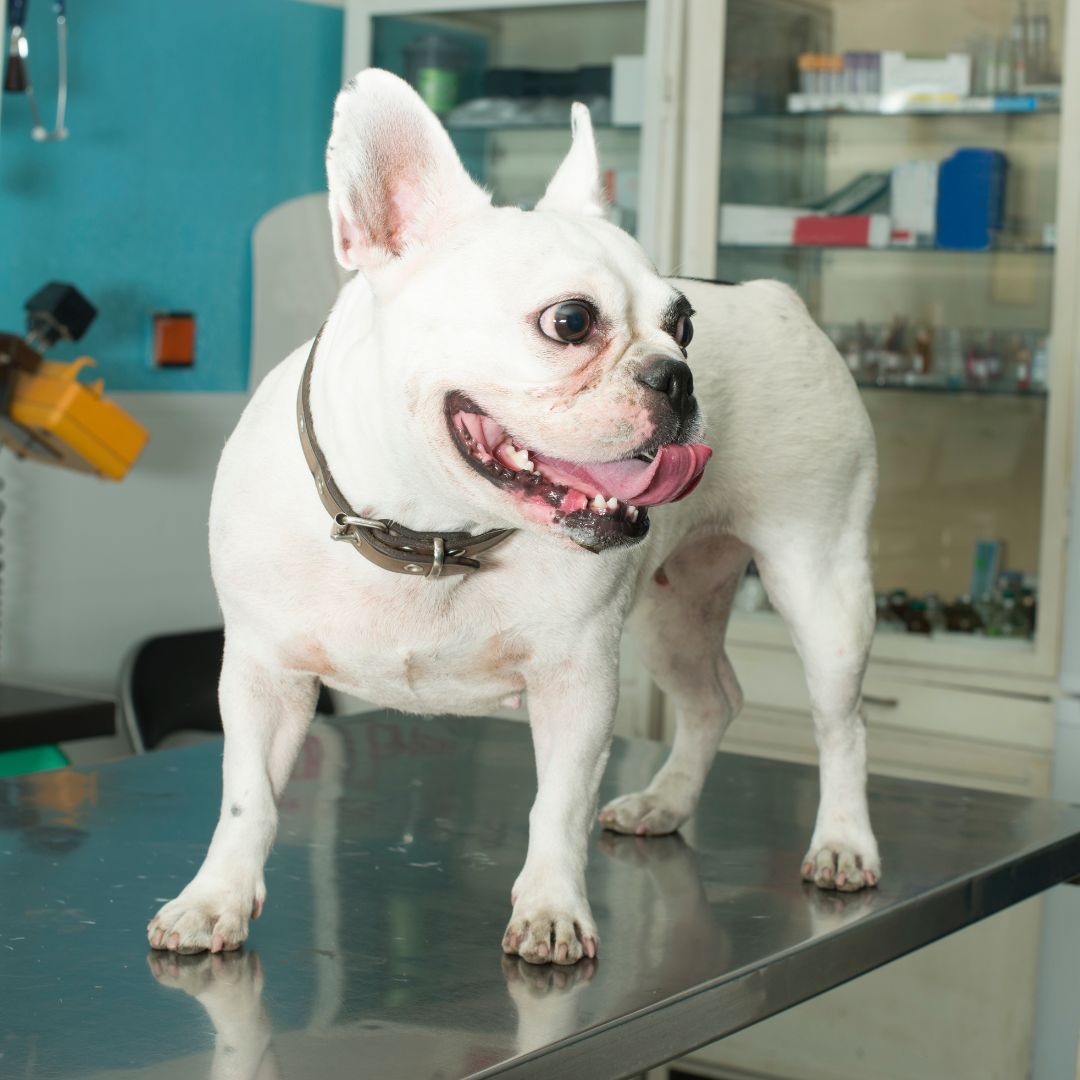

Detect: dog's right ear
[326, 69, 490, 271]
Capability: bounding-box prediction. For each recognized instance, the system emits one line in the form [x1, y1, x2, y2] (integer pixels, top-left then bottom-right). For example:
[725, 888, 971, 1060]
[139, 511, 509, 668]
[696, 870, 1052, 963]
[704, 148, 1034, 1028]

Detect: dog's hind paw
[598, 790, 690, 836]
[148, 881, 262, 954]
[801, 842, 880, 892]
[502, 901, 598, 966]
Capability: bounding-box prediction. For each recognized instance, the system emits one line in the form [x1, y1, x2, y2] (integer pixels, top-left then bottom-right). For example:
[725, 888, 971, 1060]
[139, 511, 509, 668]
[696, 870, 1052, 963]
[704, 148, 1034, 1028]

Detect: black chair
[118, 628, 334, 753]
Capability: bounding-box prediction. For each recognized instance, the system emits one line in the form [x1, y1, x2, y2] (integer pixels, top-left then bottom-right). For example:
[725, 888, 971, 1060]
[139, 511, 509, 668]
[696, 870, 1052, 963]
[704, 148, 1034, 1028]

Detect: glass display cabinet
[678, 0, 1080, 685]
[343, 1, 678, 250]
[346, 0, 1079, 687]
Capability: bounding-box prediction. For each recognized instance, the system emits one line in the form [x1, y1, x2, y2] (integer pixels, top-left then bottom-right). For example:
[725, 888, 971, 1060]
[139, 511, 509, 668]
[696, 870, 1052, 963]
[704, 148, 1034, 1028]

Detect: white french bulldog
[148, 69, 880, 965]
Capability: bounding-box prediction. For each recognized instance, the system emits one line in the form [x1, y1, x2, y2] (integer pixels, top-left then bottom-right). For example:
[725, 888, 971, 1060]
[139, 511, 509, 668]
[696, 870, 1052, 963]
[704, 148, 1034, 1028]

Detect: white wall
[1, 394, 245, 694]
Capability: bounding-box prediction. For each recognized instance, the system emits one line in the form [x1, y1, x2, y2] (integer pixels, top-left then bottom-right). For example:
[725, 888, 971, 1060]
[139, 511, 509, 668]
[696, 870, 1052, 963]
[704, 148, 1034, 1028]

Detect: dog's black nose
[637, 357, 695, 422]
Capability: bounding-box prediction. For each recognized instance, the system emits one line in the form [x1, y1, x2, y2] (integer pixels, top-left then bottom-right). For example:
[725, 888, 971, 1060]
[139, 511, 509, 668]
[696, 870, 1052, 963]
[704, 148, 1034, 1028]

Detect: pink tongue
[531, 443, 713, 507]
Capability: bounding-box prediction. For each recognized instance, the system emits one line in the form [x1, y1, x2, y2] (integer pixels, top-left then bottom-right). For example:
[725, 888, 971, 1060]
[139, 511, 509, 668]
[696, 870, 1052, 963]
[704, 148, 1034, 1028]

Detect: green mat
[0, 744, 69, 778]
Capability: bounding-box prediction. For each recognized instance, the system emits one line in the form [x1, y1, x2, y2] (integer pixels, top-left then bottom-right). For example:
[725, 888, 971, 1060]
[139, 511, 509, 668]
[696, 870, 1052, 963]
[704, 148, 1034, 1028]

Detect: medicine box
[880, 51, 971, 102]
[891, 160, 938, 245]
[936, 148, 1007, 250]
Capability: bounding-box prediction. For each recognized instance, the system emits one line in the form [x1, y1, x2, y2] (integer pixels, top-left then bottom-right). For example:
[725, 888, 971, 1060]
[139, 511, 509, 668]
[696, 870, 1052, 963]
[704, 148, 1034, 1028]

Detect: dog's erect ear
[535, 103, 605, 218]
[326, 69, 490, 270]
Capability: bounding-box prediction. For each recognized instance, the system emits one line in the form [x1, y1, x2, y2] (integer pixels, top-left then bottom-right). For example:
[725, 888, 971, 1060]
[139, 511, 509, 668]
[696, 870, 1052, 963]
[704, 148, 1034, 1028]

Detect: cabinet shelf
[726, 97, 1061, 119]
[855, 379, 1047, 398]
[718, 242, 1055, 255]
[445, 121, 639, 133]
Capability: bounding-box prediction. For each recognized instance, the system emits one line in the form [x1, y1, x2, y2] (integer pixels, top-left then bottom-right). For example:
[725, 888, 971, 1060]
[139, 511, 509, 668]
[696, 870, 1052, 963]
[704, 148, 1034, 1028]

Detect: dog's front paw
[502, 898, 598, 966]
[148, 880, 262, 954]
[802, 839, 880, 892]
[598, 790, 690, 836]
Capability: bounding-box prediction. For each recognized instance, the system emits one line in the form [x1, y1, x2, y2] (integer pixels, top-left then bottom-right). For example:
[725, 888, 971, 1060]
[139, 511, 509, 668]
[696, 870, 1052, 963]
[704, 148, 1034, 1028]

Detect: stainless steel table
[2, 711, 1079, 1080]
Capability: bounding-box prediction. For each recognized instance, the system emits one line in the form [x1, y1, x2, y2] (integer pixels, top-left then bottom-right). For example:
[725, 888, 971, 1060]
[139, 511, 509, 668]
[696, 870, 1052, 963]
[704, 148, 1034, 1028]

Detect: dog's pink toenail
[211, 933, 225, 953]
[836, 872, 847, 886]
[537, 942, 549, 958]
[802, 862, 813, 876]
[557, 944, 568, 962]
[635, 823, 648, 836]
[168, 933, 180, 950]
[866, 870, 877, 886]
[584, 938, 597, 958]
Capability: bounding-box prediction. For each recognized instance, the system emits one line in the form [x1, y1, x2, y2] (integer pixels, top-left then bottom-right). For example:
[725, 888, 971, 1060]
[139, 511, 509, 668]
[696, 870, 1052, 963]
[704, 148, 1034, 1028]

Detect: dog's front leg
[503, 654, 616, 966]
[148, 642, 318, 953]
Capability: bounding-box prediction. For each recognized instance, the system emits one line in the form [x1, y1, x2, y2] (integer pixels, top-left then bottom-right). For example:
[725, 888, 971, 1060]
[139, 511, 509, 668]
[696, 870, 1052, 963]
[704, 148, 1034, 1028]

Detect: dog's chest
[277, 583, 533, 715]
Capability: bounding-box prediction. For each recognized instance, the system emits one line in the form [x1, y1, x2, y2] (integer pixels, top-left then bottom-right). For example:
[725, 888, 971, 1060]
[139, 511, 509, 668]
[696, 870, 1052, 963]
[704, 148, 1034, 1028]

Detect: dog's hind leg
[601, 532, 750, 836]
[753, 524, 880, 892]
[148, 639, 319, 953]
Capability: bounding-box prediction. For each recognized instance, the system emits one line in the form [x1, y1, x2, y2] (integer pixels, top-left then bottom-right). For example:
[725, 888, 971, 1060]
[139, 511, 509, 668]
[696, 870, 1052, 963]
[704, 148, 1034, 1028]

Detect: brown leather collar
[296, 325, 515, 578]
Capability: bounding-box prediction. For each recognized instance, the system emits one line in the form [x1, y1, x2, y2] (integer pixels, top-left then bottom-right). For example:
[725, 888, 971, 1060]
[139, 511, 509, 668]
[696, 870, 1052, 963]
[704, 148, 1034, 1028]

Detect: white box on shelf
[880, 51, 971, 106]
[890, 160, 939, 245]
[719, 204, 802, 245]
[612, 55, 645, 126]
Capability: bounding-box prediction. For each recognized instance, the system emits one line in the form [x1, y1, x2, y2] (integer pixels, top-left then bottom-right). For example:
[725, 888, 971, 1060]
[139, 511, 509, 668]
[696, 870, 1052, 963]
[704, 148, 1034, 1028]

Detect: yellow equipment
[3, 355, 148, 480]
[0, 282, 148, 481]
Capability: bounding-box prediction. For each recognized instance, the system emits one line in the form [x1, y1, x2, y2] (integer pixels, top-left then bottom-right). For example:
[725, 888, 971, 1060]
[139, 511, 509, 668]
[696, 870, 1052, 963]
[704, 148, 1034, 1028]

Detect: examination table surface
[2, 710, 1079, 1079]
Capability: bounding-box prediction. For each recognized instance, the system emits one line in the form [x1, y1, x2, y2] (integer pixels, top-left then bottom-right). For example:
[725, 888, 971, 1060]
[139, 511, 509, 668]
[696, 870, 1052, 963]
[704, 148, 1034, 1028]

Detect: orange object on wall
[152, 311, 196, 367]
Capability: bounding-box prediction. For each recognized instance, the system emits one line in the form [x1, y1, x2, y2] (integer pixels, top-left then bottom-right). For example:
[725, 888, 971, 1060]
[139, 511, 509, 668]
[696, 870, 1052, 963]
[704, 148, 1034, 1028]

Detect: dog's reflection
[148, 950, 279, 1080]
[802, 877, 878, 934]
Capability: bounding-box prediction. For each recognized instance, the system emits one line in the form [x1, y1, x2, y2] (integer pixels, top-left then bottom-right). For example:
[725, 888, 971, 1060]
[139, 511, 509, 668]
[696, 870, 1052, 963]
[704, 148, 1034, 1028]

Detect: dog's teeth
[498, 440, 534, 472]
[606, 497, 618, 511]
[627, 505, 639, 522]
[590, 494, 607, 512]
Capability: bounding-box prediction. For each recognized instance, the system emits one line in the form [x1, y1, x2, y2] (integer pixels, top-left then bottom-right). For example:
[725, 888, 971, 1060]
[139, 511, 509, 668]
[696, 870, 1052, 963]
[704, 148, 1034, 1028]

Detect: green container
[405, 35, 466, 116]
[0, 744, 69, 778]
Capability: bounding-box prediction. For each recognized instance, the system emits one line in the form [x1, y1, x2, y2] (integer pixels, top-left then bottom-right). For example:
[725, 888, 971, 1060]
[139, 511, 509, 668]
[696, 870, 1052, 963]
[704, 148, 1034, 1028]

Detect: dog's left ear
[326, 69, 491, 271]
[535, 103, 606, 218]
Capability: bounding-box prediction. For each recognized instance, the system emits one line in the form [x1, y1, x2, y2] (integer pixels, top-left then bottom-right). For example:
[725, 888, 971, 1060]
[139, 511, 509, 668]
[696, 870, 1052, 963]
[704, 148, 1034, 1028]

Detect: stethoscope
[4, 0, 68, 141]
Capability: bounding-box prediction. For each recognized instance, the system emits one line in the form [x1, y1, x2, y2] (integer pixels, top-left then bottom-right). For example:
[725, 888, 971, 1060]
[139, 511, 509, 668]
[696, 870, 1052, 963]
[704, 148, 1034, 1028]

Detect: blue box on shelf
[935, 148, 1007, 250]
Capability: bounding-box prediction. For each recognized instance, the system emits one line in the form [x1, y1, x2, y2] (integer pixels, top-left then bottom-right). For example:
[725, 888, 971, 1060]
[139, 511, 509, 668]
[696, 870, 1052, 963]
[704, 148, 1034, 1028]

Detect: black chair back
[118, 628, 333, 752]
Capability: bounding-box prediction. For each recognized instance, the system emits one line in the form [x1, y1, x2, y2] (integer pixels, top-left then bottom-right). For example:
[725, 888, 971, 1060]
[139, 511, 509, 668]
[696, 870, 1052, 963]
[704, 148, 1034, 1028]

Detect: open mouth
[445, 392, 712, 551]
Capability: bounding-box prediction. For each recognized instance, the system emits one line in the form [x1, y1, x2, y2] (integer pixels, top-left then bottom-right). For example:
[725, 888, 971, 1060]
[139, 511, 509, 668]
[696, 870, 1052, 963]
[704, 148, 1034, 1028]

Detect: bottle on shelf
[904, 599, 933, 634]
[945, 595, 984, 633]
[1019, 586, 1038, 636]
[924, 594, 949, 633]
[875, 593, 908, 633]
[986, 591, 1029, 637]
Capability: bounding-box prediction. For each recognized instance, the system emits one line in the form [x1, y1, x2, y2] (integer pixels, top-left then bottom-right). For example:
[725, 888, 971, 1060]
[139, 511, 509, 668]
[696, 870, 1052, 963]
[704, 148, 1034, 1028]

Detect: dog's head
[326, 70, 710, 552]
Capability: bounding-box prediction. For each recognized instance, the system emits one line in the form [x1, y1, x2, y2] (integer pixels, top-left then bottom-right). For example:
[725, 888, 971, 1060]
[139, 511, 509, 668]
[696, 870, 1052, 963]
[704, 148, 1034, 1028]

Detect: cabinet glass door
[711, 0, 1075, 669]
[368, 3, 646, 235]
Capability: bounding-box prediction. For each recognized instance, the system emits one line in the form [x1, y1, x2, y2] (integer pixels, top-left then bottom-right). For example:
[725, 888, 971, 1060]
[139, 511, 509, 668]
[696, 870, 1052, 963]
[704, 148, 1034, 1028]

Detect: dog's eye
[674, 315, 694, 348]
[539, 301, 594, 344]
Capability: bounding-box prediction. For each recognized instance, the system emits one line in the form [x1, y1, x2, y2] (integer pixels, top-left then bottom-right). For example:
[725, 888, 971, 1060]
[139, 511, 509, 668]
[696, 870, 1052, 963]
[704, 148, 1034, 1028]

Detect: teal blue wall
[0, 0, 343, 391]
